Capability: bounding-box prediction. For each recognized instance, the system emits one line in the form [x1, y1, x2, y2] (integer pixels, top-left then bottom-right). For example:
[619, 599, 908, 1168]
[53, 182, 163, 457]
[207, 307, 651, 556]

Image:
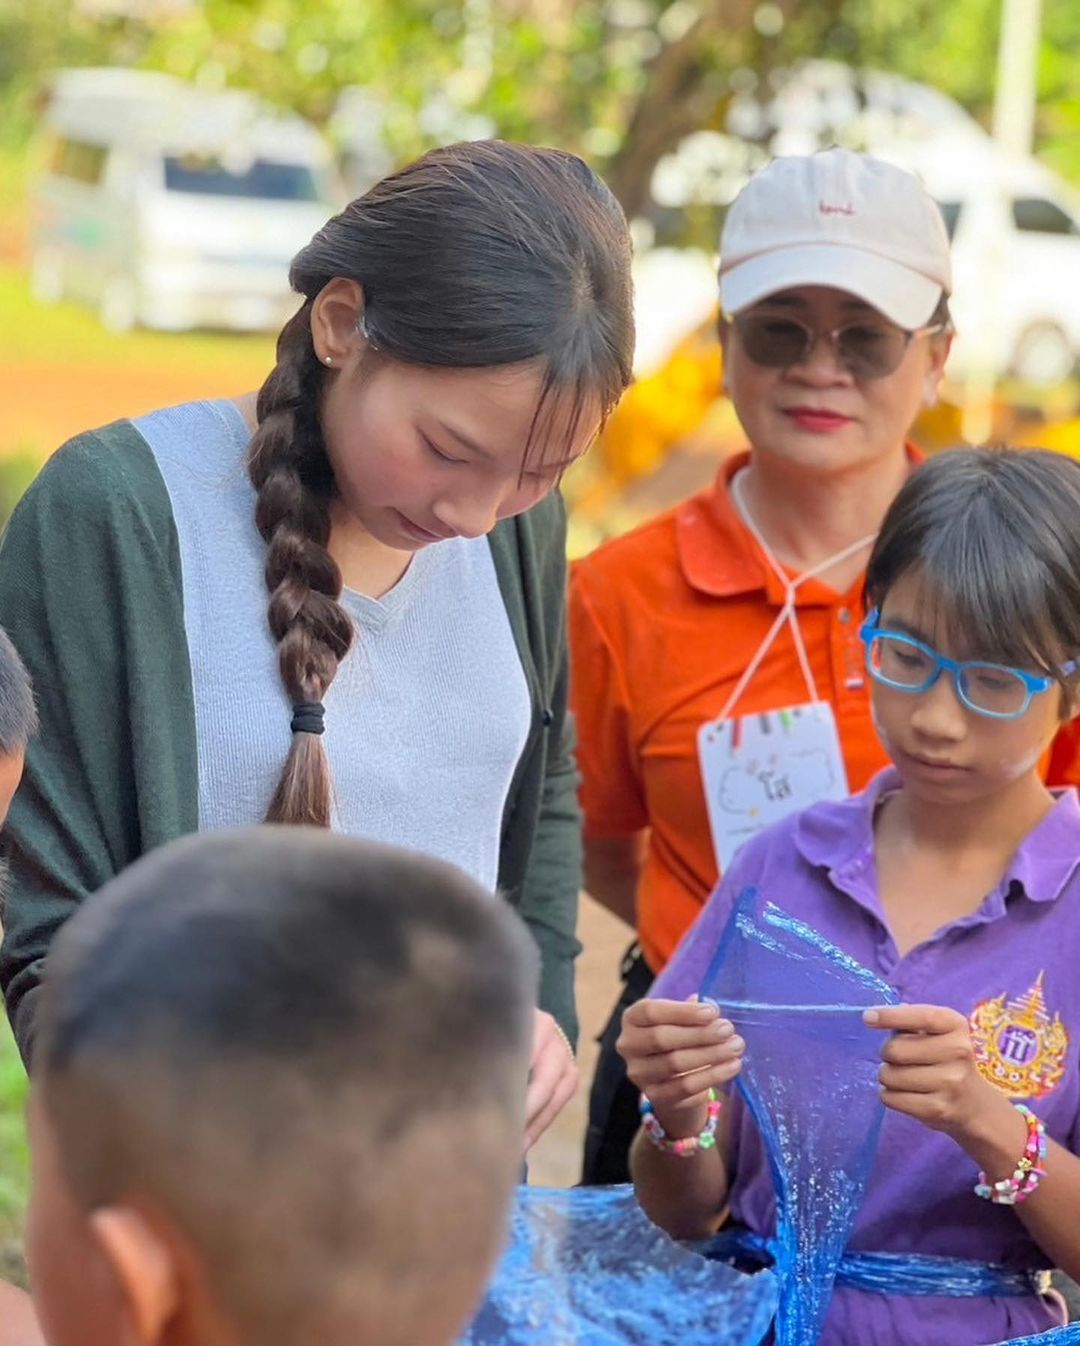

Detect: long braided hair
[248, 140, 634, 826]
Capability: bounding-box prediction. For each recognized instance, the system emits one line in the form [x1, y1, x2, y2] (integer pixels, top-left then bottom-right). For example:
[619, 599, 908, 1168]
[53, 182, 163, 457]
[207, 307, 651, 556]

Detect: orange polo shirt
[570, 451, 1080, 974]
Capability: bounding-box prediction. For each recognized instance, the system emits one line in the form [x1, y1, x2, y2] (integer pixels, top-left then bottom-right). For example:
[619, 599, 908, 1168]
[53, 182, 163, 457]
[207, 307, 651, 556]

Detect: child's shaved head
[30, 828, 536, 1346]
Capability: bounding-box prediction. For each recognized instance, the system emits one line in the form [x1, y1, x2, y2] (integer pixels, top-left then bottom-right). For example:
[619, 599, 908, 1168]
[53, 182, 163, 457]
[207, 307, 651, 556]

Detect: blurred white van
[30, 68, 341, 332]
[649, 62, 1080, 387]
[901, 135, 1080, 385]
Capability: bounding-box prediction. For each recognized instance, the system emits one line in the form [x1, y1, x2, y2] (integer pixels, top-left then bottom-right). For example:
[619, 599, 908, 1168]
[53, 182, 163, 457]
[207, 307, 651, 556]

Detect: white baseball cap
[719, 148, 952, 329]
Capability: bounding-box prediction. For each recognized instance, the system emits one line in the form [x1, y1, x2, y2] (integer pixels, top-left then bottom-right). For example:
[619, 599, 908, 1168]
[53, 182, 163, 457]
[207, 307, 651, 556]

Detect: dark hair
[866, 447, 1080, 684]
[0, 625, 36, 756]
[927, 292, 953, 336]
[37, 827, 536, 1346]
[248, 140, 634, 826]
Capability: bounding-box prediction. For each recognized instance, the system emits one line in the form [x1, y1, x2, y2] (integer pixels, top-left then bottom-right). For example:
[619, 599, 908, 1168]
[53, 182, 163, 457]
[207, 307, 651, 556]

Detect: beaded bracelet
[639, 1088, 722, 1157]
[974, 1103, 1047, 1206]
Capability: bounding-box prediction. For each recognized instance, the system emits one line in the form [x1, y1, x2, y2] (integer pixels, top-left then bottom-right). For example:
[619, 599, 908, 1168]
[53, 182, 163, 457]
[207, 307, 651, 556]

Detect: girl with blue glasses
[860, 610, 1078, 721]
[620, 446, 1080, 1344]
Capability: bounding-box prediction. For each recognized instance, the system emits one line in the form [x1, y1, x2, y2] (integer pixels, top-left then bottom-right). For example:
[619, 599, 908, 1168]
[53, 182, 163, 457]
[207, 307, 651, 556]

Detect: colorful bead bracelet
[974, 1103, 1047, 1206]
[639, 1087, 722, 1156]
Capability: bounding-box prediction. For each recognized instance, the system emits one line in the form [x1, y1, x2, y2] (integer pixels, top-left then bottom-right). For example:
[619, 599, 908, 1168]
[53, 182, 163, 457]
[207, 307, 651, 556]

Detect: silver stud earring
[324, 355, 333, 366]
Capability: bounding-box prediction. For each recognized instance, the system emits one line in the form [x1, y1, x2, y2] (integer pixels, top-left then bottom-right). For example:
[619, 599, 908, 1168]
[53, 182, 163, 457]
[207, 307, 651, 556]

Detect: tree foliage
[1, 0, 1077, 212]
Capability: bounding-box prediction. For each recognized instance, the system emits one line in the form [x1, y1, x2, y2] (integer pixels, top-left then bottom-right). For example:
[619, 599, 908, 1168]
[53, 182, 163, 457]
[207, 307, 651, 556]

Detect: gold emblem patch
[970, 973, 1069, 1100]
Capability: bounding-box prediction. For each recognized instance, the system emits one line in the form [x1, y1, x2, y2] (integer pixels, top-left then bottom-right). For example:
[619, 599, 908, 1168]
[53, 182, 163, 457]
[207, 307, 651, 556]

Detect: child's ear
[88, 1207, 180, 1346]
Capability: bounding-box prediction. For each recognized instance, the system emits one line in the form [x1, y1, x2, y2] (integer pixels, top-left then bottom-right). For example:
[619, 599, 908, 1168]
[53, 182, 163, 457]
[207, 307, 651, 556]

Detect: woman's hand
[617, 996, 744, 1139]
[865, 1003, 1018, 1147]
[524, 1009, 579, 1152]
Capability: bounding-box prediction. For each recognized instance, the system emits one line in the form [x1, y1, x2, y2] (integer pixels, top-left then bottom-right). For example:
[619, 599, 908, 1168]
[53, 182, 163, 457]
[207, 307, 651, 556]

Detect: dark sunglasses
[729, 311, 946, 380]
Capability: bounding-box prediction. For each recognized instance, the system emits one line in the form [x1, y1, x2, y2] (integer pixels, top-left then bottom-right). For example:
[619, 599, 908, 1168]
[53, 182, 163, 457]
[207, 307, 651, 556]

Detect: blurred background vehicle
[643, 58, 1080, 390]
[30, 67, 341, 332]
[922, 140, 1080, 387]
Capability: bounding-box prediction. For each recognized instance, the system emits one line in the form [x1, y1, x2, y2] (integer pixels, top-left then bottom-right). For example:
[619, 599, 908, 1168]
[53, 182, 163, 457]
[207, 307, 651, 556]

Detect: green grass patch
[0, 1016, 28, 1283]
[0, 264, 276, 369]
[0, 450, 42, 526]
[0, 143, 34, 220]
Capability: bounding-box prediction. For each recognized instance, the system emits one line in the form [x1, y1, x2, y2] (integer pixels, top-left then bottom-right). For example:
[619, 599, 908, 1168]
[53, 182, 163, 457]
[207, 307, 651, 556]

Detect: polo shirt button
[838, 607, 851, 623]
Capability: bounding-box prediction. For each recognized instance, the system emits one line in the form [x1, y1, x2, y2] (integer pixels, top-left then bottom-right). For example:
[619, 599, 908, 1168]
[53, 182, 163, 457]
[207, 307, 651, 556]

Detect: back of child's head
[31, 827, 537, 1346]
[0, 625, 35, 760]
[867, 446, 1080, 685]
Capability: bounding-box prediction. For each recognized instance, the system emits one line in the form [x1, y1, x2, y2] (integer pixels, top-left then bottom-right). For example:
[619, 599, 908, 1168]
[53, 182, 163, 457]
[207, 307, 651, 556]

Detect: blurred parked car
[30, 68, 342, 333]
[908, 136, 1080, 386]
[649, 61, 1080, 387]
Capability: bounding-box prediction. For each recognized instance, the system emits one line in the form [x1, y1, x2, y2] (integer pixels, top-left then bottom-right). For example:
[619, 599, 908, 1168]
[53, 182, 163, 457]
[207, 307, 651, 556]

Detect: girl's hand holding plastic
[618, 996, 745, 1137]
[865, 1003, 1018, 1145]
[524, 1009, 580, 1153]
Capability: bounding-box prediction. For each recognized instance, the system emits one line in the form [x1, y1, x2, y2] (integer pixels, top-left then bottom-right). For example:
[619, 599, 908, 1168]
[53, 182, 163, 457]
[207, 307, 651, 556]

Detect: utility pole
[992, 0, 1043, 158]
[460, 0, 495, 100]
[962, 0, 1044, 443]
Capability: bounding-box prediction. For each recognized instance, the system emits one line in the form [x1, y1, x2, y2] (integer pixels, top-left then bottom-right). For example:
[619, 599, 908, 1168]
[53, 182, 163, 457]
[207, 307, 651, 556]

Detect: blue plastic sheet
[699, 887, 899, 1346]
[995, 1328, 1080, 1345]
[705, 1229, 1051, 1299]
[459, 889, 1071, 1346]
[460, 1184, 777, 1346]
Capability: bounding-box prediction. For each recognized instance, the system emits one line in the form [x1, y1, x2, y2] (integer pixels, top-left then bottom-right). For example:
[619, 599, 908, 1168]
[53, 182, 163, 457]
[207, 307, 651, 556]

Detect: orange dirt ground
[0, 361, 269, 456]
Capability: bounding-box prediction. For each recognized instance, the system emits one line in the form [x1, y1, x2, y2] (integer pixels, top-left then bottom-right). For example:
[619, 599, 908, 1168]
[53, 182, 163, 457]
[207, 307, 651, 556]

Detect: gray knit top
[135, 399, 530, 893]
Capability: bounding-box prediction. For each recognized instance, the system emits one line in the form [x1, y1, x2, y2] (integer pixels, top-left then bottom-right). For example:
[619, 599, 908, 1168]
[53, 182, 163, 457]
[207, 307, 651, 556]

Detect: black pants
[580, 944, 655, 1186]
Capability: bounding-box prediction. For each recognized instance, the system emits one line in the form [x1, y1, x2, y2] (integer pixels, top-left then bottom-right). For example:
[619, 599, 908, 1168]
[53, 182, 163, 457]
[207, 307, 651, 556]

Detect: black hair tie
[290, 701, 326, 736]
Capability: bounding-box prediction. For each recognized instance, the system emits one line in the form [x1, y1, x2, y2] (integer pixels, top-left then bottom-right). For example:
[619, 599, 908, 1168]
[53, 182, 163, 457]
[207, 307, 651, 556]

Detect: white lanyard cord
[717, 469, 878, 721]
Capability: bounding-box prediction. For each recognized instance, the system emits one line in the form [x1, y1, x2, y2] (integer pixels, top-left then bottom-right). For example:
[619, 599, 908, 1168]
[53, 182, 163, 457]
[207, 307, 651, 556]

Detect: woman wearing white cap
[571, 148, 1080, 1185]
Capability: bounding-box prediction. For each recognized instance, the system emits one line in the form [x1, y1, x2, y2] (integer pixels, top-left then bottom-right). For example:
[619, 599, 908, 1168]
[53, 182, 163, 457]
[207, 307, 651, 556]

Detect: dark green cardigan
[0, 420, 582, 1062]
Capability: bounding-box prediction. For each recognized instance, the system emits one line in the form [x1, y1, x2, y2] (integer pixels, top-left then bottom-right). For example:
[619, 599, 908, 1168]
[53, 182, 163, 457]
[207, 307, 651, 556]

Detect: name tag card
[698, 702, 849, 873]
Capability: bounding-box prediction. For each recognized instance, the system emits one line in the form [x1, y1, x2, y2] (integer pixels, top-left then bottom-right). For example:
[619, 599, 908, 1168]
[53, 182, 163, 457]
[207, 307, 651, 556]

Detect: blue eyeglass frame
[858, 609, 1076, 720]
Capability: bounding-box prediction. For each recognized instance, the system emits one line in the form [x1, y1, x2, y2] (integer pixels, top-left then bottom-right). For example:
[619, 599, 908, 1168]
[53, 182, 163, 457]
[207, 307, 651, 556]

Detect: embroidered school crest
[970, 973, 1069, 1100]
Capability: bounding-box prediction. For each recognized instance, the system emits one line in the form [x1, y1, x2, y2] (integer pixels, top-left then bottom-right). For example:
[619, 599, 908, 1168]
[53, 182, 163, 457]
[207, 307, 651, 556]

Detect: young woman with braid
[0, 140, 635, 1150]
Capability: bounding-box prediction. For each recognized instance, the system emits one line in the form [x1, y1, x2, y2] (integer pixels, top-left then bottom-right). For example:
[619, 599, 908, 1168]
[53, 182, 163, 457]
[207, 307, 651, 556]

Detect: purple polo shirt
[653, 769, 1080, 1345]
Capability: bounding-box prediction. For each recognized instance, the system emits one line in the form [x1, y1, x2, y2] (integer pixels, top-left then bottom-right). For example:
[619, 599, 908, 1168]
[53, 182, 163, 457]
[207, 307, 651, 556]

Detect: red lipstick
[784, 407, 854, 433]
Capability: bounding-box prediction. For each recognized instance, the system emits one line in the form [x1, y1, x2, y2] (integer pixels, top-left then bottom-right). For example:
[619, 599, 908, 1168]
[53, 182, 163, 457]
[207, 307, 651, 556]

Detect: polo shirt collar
[1007, 786, 1080, 903]
[675, 452, 763, 598]
[675, 445, 924, 602]
[795, 767, 1080, 907]
[793, 768, 888, 879]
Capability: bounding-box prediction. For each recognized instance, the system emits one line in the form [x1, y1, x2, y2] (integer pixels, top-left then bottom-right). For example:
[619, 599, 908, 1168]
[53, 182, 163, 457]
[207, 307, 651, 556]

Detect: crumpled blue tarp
[460, 1183, 777, 1345]
[460, 886, 1073, 1346]
[698, 887, 899, 1346]
[995, 1328, 1080, 1345]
